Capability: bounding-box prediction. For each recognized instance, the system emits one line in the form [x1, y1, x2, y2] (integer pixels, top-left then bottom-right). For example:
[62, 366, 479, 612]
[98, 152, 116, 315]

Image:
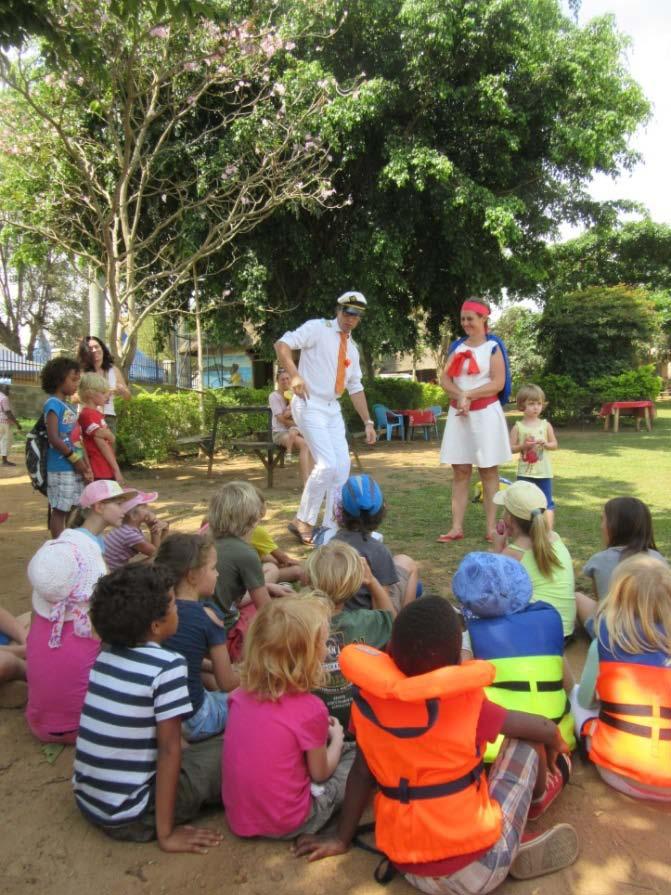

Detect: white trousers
[291, 396, 351, 530]
[0, 422, 10, 456]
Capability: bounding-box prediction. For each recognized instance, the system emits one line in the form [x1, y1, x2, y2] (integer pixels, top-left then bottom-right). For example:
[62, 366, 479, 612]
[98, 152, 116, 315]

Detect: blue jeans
[182, 689, 228, 742]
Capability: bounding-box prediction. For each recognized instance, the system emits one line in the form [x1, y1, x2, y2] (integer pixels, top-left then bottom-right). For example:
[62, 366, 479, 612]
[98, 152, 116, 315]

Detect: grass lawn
[361, 401, 671, 597]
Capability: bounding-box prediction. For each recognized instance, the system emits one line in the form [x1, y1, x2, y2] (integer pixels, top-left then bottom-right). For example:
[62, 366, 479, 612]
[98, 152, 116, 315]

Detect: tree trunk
[193, 266, 205, 422]
[361, 345, 376, 381]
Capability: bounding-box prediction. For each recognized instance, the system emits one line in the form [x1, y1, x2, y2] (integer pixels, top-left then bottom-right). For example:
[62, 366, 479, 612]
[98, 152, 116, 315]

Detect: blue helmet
[341, 474, 383, 517]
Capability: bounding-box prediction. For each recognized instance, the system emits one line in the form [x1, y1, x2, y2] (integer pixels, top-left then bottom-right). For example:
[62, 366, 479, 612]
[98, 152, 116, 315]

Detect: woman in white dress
[77, 336, 131, 432]
[438, 299, 512, 543]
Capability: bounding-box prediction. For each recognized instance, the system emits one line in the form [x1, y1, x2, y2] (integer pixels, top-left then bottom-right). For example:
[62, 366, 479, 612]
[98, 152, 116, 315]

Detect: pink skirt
[25, 615, 100, 743]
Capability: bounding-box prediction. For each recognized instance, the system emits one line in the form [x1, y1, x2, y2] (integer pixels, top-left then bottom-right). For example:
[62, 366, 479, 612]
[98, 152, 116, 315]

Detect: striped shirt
[73, 643, 191, 825]
[104, 523, 145, 570]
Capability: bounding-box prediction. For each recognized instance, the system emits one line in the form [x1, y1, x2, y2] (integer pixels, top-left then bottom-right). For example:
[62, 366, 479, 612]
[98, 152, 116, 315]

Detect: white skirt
[439, 402, 512, 468]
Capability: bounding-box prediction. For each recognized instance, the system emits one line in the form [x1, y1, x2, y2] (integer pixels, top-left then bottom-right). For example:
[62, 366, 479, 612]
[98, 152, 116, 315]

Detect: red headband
[461, 300, 490, 316]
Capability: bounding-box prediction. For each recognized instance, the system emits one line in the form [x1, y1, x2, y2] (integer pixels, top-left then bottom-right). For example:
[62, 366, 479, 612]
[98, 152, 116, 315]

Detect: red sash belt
[450, 395, 498, 411]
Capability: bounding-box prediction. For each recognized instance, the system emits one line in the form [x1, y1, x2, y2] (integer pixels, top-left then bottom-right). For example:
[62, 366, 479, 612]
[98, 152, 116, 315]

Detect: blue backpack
[447, 333, 512, 405]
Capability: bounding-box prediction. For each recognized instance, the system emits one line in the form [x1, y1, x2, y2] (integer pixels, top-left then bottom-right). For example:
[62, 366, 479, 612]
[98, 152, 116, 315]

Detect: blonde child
[250, 489, 306, 585]
[78, 372, 124, 485]
[207, 481, 289, 661]
[305, 540, 395, 729]
[222, 595, 355, 838]
[155, 533, 239, 741]
[571, 555, 671, 801]
[511, 384, 558, 527]
[25, 480, 131, 742]
[104, 490, 169, 570]
[492, 481, 575, 638]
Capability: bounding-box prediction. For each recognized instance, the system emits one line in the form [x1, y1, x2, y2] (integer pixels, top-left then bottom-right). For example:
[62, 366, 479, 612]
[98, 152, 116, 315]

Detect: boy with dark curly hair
[41, 356, 92, 537]
[73, 564, 223, 854]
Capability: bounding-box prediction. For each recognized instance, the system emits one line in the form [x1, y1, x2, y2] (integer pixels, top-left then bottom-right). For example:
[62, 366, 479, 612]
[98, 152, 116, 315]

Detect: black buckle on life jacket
[489, 679, 563, 692]
[351, 823, 397, 886]
[352, 686, 440, 738]
[379, 761, 484, 802]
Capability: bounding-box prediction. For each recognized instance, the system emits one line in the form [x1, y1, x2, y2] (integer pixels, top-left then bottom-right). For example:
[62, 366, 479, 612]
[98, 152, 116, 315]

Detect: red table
[599, 401, 654, 433]
[394, 409, 437, 440]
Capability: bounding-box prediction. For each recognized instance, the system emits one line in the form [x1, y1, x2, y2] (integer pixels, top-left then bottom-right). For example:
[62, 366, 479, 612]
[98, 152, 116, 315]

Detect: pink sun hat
[120, 489, 159, 514]
[79, 480, 136, 508]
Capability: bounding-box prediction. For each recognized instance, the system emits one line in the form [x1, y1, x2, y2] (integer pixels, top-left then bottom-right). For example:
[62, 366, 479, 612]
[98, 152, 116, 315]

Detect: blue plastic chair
[372, 404, 405, 441]
[429, 404, 447, 438]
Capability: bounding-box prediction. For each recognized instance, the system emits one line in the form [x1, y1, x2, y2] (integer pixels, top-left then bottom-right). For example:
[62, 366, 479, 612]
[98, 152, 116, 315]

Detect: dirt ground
[1, 441, 670, 895]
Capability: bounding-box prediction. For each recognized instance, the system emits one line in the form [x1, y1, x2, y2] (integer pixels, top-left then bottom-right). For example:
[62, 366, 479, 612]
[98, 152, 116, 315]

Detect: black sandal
[287, 522, 314, 546]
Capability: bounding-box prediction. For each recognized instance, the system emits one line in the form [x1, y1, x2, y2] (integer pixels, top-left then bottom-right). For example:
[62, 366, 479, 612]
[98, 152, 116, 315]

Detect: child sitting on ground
[571, 555, 671, 802]
[222, 594, 356, 839]
[73, 563, 224, 853]
[333, 474, 419, 612]
[305, 540, 395, 729]
[104, 489, 169, 570]
[576, 496, 667, 635]
[0, 605, 28, 688]
[78, 372, 124, 485]
[25, 480, 130, 742]
[41, 357, 93, 537]
[155, 533, 239, 742]
[510, 384, 558, 527]
[207, 480, 290, 661]
[295, 597, 579, 888]
[492, 480, 575, 638]
[250, 489, 307, 585]
[453, 551, 574, 814]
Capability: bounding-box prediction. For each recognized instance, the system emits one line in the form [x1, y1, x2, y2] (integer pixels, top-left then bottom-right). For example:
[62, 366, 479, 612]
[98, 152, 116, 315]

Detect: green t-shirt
[313, 608, 393, 731]
[209, 535, 265, 629]
[514, 419, 553, 479]
[517, 535, 575, 637]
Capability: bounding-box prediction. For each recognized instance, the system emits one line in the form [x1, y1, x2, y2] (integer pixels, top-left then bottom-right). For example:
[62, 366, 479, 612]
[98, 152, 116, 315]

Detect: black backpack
[25, 415, 49, 496]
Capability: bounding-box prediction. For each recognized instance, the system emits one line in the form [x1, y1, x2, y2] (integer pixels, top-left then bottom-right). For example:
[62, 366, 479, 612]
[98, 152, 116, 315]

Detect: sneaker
[509, 823, 578, 880]
[527, 754, 571, 820]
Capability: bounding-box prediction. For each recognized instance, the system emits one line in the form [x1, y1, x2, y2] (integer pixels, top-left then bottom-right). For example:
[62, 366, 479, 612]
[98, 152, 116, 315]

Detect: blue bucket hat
[341, 474, 383, 517]
[452, 552, 532, 620]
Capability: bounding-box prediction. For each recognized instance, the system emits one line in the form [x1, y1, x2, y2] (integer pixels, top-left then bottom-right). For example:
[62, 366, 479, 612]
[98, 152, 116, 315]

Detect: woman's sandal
[436, 532, 464, 543]
[287, 522, 314, 546]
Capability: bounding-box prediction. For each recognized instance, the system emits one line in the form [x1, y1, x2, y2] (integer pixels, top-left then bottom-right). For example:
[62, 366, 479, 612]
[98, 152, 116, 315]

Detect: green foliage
[492, 306, 543, 384]
[531, 366, 662, 425]
[538, 285, 657, 383]
[533, 373, 592, 425]
[214, 0, 650, 359]
[340, 378, 446, 428]
[588, 365, 662, 405]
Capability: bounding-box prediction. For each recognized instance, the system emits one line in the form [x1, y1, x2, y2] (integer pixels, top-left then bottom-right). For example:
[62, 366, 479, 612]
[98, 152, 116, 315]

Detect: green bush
[533, 374, 592, 425]
[340, 378, 447, 428]
[588, 365, 662, 405]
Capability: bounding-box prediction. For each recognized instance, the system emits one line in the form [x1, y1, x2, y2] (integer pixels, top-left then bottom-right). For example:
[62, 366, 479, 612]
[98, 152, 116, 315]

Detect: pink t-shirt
[222, 688, 328, 837]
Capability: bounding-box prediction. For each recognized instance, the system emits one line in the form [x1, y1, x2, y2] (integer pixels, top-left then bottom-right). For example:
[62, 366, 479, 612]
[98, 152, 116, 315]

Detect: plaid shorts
[47, 470, 85, 512]
[404, 739, 538, 895]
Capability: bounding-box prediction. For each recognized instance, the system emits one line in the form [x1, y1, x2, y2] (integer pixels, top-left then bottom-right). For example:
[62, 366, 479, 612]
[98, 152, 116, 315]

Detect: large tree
[0, 1, 359, 372]
[209, 0, 649, 361]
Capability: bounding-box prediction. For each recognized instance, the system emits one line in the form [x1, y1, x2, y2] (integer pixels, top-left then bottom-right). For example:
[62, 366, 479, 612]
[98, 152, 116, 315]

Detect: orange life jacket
[340, 644, 503, 864]
[585, 641, 671, 787]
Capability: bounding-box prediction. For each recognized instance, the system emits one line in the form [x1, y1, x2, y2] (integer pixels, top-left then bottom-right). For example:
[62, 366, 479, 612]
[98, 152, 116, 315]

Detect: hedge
[115, 378, 449, 464]
[515, 365, 662, 425]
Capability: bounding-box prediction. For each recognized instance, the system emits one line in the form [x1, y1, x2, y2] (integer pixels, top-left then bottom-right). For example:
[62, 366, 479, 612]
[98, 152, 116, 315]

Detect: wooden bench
[176, 404, 364, 487]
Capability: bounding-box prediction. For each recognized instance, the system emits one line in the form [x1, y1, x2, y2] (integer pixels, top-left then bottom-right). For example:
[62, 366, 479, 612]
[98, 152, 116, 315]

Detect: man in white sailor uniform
[275, 292, 377, 545]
